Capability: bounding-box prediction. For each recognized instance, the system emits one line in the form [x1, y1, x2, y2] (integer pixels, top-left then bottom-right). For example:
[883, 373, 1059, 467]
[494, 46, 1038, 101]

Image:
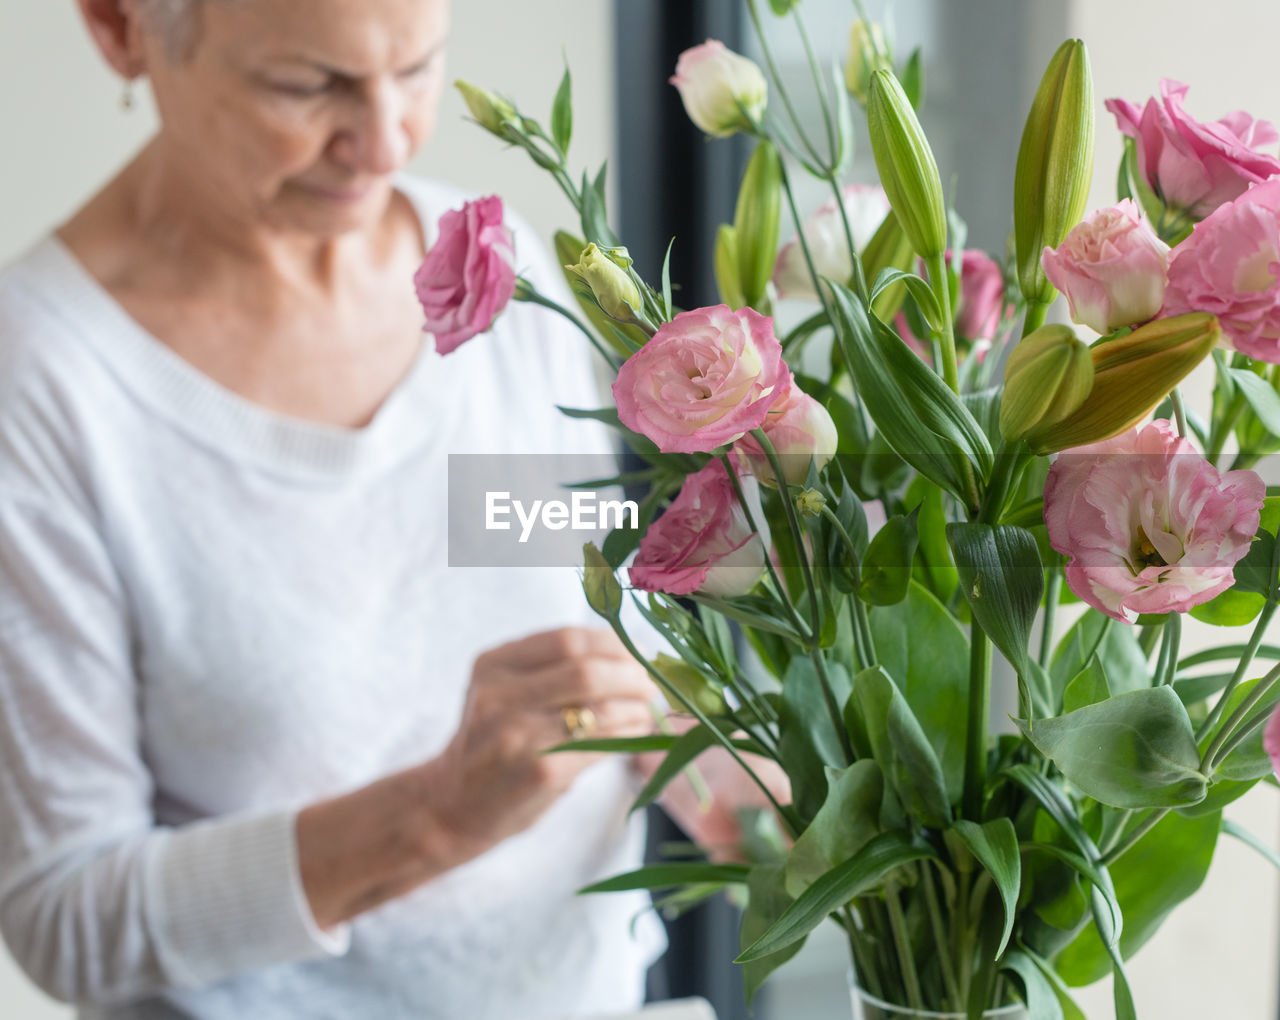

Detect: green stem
[845, 906, 884, 1000]
[885, 884, 924, 1011]
[922, 863, 963, 1011]
[1207, 391, 1247, 467]
[515, 282, 618, 368]
[792, 7, 837, 165]
[810, 648, 855, 765]
[1101, 808, 1167, 866]
[826, 171, 869, 301]
[963, 626, 992, 821]
[1211, 705, 1277, 771]
[1021, 299, 1049, 338]
[1154, 612, 1182, 687]
[1195, 601, 1278, 742]
[744, 0, 824, 167]
[754, 429, 822, 643]
[924, 251, 960, 394]
[719, 454, 814, 643]
[608, 621, 801, 838]
[1039, 567, 1062, 668]
[1204, 659, 1280, 774]
[1170, 387, 1189, 440]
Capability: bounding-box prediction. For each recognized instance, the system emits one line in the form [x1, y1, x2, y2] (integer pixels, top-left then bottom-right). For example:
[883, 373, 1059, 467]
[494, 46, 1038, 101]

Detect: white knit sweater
[0, 175, 663, 1019]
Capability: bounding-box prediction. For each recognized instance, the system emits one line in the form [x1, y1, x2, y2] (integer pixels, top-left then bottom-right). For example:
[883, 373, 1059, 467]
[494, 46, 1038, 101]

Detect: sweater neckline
[27, 176, 455, 484]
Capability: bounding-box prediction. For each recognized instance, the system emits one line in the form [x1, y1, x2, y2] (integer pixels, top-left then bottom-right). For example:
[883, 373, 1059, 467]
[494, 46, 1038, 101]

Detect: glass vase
[851, 983, 1029, 1020]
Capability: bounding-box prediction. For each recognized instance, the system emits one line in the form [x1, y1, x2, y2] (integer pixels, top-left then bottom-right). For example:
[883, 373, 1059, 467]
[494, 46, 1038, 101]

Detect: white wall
[0, 2, 612, 1015]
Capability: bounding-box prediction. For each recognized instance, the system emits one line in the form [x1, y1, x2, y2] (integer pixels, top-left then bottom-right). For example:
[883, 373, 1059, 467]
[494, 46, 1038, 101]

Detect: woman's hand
[419, 626, 659, 865]
[299, 627, 656, 929]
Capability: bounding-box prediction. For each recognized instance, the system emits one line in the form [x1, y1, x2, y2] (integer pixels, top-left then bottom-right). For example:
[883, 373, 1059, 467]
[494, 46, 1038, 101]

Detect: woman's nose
[329, 79, 411, 175]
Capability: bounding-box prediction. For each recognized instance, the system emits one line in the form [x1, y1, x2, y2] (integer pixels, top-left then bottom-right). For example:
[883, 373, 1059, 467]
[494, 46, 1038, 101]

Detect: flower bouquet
[419, 3, 1280, 1016]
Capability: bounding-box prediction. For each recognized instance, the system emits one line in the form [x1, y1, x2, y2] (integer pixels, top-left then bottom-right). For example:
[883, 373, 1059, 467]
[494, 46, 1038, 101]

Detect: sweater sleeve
[0, 486, 349, 1006]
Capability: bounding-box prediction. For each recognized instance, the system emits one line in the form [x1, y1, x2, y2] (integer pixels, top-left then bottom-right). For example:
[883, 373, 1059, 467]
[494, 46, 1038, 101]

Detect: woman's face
[143, 0, 448, 236]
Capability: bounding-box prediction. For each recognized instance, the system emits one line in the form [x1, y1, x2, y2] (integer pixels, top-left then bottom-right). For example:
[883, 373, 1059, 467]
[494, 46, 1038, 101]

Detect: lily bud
[1000, 324, 1095, 444]
[733, 140, 783, 310]
[455, 80, 518, 137]
[670, 40, 767, 139]
[565, 243, 643, 322]
[1029, 312, 1220, 453]
[1013, 40, 1095, 307]
[714, 225, 747, 310]
[844, 20, 892, 105]
[581, 543, 623, 620]
[867, 69, 947, 259]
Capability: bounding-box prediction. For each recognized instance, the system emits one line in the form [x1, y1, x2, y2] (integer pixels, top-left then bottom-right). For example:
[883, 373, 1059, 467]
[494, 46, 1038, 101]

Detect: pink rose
[1044, 420, 1265, 623]
[612, 304, 789, 454]
[894, 249, 1008, 359]
[731, 375, 839, 486]
[413, 196, 516, 355]
[772, 185, 891, 301]
[1041, 199, 1170, 334]
[1163, 179, 1280, 362]
[1106, 80, 1280, 219]
[630, 461, 770, 597]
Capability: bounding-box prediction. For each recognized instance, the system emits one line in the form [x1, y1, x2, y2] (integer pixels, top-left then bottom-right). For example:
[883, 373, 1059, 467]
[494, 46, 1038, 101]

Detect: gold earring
[120, 79, 136, 111]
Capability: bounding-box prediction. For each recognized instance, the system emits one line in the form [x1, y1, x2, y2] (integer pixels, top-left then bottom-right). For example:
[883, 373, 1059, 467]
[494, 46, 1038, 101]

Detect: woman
[0, 0, 737, 1015]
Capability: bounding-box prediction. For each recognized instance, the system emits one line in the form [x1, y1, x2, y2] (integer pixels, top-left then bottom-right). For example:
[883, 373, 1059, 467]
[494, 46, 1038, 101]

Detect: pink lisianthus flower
[612, 304, 790, 454]
[1106, 79, 1280, 219]
[630, 461, 770, 598]
[1163, 179, 1280, 362]
[894, 249, 1008, 359]
[731, 375, 839, 486]
[1265, 706, 1280, 780]
[1044, 420, 1265, 623]
[413, 196, 516, 354]
[1042, 199, 1170, 335]
[772, 185, 891, 301]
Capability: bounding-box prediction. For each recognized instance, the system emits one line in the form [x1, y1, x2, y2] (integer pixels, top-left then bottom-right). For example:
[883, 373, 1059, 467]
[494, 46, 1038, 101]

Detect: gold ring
[561, 705, 597, 740]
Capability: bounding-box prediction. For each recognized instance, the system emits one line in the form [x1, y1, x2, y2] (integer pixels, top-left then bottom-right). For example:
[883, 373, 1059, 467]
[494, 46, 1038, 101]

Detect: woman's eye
[268, 79, 332, 98]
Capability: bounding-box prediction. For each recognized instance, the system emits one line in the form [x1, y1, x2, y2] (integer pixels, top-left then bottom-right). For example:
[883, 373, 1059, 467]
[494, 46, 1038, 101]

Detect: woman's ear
[76, 0, 149, 78]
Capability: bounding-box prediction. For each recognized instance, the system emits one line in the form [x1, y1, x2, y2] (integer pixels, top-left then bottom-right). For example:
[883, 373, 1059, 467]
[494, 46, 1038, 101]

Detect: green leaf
[785, 761, 884, 897]
[1190, 587, 1267, 626]
[741, 863, 804, 1004]
[580, 861, 750, 894]
[852, 666, 952, 827]
[777, 658, 852, 821]
[868, 582, 969, 802]
[1019, 686, 1207, 809]
[859, 509, 920, 605]
[630, 724, 719, 811]
[1051, 612, 1148, 700]
[1061, 653, 1110, 713]
[545, 735, 676, 754]
[951, 818, 1021, 957]
[1056, 809, 1220, 988]
[1001, 950, 1065, 1020]
[579, 162, 617, 247]
[736, 832, 933, 962]
[660, 236, 676, 322]
[870, 268, 942, 329]
[948, 522, 1044, 703]
[1204, 674, 1280, 782]
[1230, 367, 1280, 435]
[1233, 495, 1280, 599]
[550, 64, 572, 155]
[827, 283, 993, 506]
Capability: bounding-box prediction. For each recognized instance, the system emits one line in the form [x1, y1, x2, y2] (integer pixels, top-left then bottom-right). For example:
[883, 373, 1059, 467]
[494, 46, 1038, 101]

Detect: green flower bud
[554, 232, 648, 357]
[652, 653, 726, 716]
[455, 80, 518, 137]
[844, 19, 891, 105]
[733, 140, 783, 310]
[581, 543, 622, 620]
[1030, 312, 1220, 453]
[565, 243, 644, 322]
[1000, 324, 1095, 444]
[796, 489, 827, 519]
[1013, 40, 1095, 307]
[867, 69, 947, 259]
